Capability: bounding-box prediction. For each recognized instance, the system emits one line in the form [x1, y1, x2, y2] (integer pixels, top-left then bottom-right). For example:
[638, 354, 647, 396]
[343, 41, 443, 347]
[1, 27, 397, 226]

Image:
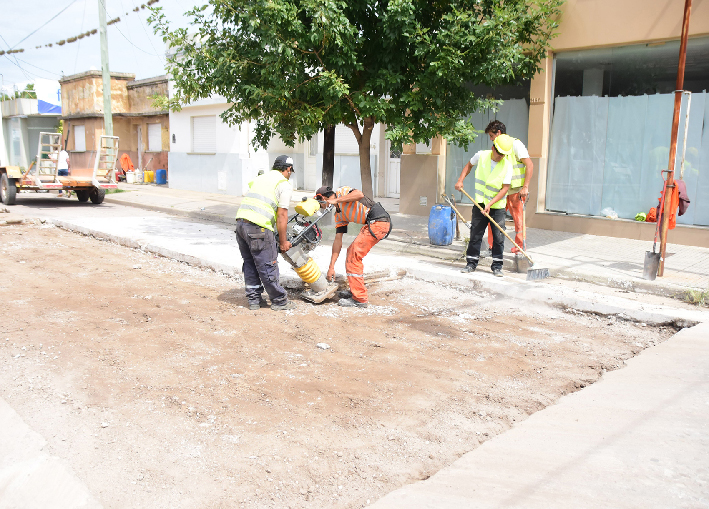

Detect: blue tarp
[38, 99, 61, 114]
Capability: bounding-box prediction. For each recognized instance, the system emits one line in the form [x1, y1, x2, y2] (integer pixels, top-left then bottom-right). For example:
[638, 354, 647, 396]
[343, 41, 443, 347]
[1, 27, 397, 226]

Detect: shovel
[643, 180, 667, 281]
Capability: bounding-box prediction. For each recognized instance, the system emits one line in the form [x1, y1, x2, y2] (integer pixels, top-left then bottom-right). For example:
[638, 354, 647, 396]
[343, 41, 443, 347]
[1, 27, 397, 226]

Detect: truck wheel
[1, 174, 17, 205]
[76, 190, 90, 202]
[89, 187, 106, 204]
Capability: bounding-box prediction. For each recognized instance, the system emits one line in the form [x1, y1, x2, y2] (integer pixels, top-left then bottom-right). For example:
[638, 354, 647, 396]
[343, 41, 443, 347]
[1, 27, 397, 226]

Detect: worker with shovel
[454, 134, 515, 276]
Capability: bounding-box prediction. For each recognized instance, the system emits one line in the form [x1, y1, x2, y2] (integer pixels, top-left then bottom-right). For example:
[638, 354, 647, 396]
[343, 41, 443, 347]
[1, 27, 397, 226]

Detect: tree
[151, 0, 561, 197]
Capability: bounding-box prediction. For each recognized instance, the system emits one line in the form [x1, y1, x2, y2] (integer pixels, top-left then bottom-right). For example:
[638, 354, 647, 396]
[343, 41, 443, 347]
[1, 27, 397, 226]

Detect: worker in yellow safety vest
[235, 155, 295, 311]
[454, 134, 515, 277]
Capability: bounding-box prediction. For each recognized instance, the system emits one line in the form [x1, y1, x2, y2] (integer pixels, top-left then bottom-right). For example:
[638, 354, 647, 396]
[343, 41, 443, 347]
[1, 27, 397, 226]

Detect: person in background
[483, 120, 533, 254]
[56, 148, 71, 198]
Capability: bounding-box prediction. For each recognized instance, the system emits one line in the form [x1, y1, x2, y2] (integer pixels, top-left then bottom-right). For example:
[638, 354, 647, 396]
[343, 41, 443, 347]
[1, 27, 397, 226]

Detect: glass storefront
[547, 37, 709, 225]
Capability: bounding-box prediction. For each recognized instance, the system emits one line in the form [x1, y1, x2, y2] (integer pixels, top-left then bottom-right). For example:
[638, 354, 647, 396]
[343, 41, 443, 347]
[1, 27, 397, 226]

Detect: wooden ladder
[92, 135, 119, 189]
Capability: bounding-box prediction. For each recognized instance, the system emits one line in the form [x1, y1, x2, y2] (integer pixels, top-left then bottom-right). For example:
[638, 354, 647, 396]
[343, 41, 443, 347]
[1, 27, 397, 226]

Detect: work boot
[460, 263, 476, 273]
[338, 298, 368, 308]
[271, 301, 296, 311]
[248, 298, 268, 311]
[338, 289, 353, 299]
[492, 268, 503, 277]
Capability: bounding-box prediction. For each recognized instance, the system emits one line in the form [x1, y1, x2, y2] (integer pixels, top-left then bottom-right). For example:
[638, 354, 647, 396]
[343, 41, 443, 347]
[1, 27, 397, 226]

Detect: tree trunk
[322, 125, 335, 188]
[348, 116, 375, 198]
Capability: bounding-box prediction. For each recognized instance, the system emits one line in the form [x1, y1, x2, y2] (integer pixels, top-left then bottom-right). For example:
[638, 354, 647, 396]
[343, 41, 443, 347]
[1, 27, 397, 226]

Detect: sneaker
[492, 268, 503, 277]
[271, 301, 296, 311]
[338, 298, 368, 308]
[460, 264, 476, 273]
[338, 289, 353, 299]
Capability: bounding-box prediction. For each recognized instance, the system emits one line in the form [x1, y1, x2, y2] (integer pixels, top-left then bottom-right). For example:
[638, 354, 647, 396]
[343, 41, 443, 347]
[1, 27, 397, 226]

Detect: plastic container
[126, 172, 135, 184]
[135, 169, 144, 184]
[428, 204, 456, 246]
[155, 169, 167, 185]
[144, 170, 155, 183]
[295, 197, 320, 217]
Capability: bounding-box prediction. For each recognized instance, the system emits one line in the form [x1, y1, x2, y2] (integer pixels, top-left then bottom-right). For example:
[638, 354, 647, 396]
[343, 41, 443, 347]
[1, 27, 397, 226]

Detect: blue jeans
[58, 169, 69, 176]
[235, 219, 288, 305]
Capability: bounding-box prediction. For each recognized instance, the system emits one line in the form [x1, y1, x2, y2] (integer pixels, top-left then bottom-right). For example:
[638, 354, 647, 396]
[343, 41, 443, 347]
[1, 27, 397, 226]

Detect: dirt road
[1, 221, 675, 508]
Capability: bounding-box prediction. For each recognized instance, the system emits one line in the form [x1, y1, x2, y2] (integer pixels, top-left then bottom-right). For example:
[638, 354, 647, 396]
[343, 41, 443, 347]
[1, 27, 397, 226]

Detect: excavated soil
[0, 222, 675, 508]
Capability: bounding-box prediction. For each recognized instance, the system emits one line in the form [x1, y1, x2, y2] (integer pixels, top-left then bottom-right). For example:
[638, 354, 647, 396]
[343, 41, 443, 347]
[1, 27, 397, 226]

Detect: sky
[0, 0, 203, 96]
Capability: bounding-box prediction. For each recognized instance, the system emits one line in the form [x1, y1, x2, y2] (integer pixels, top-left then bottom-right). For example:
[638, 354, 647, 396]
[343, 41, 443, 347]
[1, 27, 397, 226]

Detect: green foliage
[681, 289, 709, 307]
[149, 93, 182, 112]
[56, 119, 64, 134]
[150, 0, 562, 194]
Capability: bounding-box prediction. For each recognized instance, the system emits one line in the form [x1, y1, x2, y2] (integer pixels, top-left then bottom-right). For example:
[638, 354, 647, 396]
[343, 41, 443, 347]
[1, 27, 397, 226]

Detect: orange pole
[658, 0, 692, 277]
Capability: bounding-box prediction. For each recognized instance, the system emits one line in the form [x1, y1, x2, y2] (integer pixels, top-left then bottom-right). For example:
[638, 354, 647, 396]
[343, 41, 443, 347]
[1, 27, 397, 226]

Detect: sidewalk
[106, 183, 709, 296]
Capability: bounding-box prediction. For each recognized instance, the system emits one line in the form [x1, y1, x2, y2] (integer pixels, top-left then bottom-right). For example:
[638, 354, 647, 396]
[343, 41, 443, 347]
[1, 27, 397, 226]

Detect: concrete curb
[103, 197, 236, 226]
[48, 218, 707, 328]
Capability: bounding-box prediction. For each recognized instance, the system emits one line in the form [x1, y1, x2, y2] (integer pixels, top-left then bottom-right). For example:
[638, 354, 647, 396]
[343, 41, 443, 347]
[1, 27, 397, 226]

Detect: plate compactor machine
[281, 197, 339, 304]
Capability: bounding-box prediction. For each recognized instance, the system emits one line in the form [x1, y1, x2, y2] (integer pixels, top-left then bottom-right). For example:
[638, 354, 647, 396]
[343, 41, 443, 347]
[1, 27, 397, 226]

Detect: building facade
[59, 71, 169, 175]
[400, 0, 709, 247]
[1, 98, 62, 170]
[167, 89, 392, 197]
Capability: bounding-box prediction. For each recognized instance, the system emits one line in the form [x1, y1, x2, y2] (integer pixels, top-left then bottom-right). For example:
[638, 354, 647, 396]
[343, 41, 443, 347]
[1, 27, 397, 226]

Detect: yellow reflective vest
[473, 151, 513, 210]
[236, 170, 287, 231]
[508, 137, 526, 195]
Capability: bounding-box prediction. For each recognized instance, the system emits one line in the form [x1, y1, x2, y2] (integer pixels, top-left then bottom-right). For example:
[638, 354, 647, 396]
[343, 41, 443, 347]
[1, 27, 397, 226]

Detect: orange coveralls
[333, 186, 389, 303]
[488, 192, 524, 252]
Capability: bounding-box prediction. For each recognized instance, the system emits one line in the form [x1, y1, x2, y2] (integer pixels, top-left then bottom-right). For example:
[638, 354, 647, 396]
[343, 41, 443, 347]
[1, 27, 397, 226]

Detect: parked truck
[0, 132, 119, 205]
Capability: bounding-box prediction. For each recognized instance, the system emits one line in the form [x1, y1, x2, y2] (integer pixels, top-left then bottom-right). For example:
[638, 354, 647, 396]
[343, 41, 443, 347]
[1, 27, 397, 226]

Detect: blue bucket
[428, 204, 456, 246]
[155, 169, 167, 185]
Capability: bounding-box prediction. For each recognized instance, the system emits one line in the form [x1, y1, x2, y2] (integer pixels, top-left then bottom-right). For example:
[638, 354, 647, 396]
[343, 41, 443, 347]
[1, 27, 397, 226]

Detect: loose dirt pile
[0, 222, 675, 508]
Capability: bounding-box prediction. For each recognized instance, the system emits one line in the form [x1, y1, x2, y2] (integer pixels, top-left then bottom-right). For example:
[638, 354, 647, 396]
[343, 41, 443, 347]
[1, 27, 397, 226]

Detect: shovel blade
[643, 251, 661, 281]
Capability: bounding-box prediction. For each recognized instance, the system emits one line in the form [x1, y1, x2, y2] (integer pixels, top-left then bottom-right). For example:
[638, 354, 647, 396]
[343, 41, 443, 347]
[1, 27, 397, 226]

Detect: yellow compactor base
[294, 258, 321, 284]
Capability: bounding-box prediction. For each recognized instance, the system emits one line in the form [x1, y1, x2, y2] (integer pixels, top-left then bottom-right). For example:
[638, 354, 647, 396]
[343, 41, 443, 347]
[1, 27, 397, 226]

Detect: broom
[454, 189, 549, 281]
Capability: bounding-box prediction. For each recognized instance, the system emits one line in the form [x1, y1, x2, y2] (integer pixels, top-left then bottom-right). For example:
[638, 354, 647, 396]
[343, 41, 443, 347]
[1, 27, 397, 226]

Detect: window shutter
[148, 123, 162, 152]
[74, 125, 86, 152]
[192, 116, 216, 153]
[335, 124, 359, 154]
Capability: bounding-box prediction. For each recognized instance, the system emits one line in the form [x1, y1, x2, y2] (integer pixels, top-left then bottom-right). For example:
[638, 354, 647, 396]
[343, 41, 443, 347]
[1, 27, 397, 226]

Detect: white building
[167, 85, 402, 197]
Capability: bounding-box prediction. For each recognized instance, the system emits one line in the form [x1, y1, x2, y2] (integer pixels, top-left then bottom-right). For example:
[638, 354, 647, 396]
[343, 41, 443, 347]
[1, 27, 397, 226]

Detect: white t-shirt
[274, 179, 292, 209]
[57, 150, 69, 170]
[469, 151, 513, 185]
[511, 139, 529, 160]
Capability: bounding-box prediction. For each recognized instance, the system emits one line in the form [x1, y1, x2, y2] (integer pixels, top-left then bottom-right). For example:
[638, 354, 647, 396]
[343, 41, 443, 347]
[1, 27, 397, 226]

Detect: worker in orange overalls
[483, 120, 534, 254]
[315, 185, 392, 308]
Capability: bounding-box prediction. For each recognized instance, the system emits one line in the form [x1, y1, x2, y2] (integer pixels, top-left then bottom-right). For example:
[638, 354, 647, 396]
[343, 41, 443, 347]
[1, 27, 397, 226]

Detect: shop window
[547, 37, 709, 226]
[191, 115, 216, 153]
[74, 125, 86, 152]
[147, 123, 162, 152]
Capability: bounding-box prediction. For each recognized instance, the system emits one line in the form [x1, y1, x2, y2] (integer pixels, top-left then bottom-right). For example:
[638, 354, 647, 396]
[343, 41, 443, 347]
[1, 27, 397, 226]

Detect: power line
[10, 0, 80, 50]
[99, 0, 162, 59]
[0, 34, 32, 80]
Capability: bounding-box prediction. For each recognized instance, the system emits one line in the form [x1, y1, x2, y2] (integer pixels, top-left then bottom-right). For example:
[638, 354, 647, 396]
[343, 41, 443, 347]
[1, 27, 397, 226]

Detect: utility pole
[658, 0, 692, 276]
[98, 0, 113, 136]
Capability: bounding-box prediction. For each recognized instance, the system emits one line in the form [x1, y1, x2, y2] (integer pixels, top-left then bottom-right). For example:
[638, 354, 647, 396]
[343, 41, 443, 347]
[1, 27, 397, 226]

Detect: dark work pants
[466, 205, 506, 271]
[235, 219, 288, 306]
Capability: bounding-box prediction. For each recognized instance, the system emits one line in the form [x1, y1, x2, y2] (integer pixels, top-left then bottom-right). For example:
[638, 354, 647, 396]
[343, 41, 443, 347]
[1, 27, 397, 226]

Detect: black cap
[273, 155, 295, 171]
[315, 186, 333, 199]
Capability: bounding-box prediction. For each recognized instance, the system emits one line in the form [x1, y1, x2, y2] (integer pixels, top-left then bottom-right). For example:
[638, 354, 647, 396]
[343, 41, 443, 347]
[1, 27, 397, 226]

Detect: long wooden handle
[458, 188, 534, 265]
[441, 194, 471, 229]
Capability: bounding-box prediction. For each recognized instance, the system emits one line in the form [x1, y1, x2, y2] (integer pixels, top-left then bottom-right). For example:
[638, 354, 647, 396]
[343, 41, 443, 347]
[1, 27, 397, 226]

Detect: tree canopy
[152, 0, 562, 196]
